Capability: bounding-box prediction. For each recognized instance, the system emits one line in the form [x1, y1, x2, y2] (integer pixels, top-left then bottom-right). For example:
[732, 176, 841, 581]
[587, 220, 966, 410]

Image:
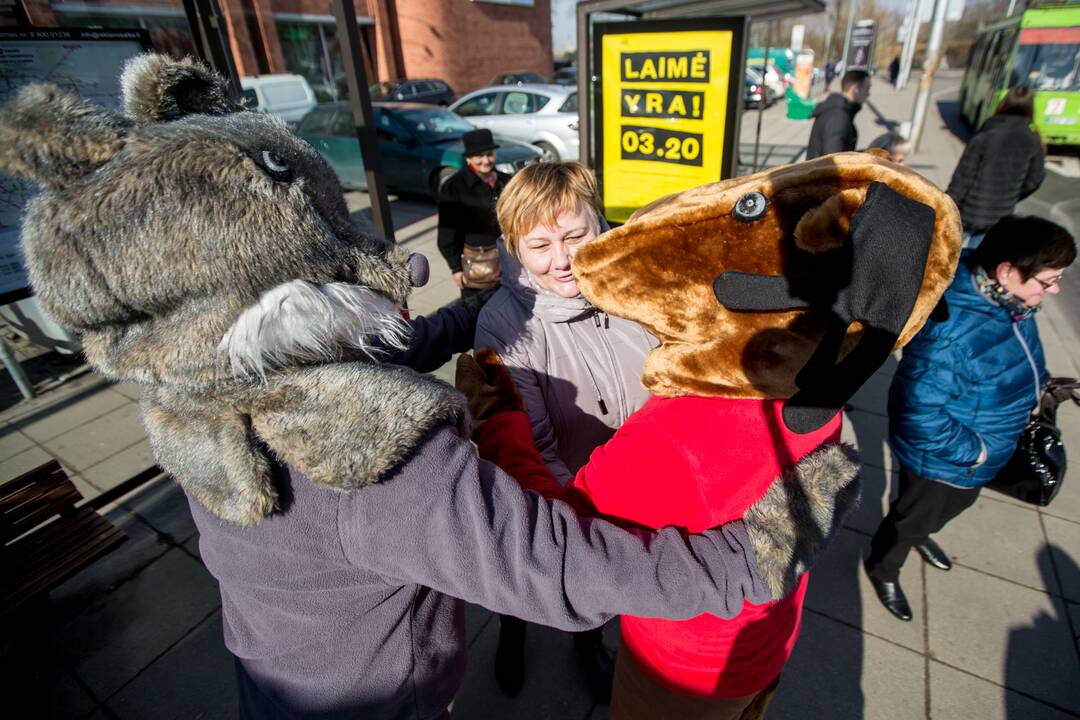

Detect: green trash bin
[786, 87, 815, 120]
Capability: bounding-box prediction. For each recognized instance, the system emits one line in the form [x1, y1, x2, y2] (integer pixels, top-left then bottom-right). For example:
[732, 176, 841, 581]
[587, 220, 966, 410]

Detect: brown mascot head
[573, 151, 962, 434]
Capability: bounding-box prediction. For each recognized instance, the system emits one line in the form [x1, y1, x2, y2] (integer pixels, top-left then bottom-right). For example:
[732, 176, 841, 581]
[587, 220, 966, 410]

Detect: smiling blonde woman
[475, 162, 656, 702]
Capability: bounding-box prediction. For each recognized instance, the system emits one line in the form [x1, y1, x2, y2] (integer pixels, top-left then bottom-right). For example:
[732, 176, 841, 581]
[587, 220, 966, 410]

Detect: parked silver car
[449, 84, 579, 162]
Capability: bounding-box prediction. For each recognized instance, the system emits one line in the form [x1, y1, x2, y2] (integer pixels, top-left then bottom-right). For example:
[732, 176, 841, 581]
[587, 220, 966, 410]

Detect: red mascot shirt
[482, 395, 841, 699]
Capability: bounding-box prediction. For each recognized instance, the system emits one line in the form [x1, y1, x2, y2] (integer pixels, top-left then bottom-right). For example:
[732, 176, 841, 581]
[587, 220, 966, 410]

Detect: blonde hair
[496, 162, 601, 257]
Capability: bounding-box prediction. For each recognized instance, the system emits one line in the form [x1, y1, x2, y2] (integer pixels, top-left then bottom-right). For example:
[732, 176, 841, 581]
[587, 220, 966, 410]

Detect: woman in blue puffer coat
[866, 216, 1075, 622]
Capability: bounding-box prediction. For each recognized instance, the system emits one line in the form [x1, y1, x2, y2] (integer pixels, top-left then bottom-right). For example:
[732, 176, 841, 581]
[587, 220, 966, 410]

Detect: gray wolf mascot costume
[0, 56, 859, 718]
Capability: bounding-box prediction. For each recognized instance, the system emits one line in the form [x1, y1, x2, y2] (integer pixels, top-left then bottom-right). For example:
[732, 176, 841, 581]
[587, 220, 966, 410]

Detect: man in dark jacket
[946, 86, 1045, 246]
[805, 69, 871, 159]
[437, 128, 511, 297]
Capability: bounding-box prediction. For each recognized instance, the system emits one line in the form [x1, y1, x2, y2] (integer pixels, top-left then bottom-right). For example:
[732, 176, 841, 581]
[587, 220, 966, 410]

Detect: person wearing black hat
[438, 128, 512, 298]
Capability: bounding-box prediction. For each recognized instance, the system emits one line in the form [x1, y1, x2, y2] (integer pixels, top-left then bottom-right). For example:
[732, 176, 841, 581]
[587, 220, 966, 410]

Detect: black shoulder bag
[987, 377, 1080, 506]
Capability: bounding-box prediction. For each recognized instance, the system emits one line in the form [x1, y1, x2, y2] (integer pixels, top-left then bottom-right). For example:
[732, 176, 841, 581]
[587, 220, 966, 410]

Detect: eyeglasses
[1033, 274, 1064, 290]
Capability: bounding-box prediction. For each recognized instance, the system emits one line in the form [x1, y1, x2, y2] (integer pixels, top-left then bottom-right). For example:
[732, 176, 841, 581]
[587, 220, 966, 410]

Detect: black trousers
[865, 466, 982, 582]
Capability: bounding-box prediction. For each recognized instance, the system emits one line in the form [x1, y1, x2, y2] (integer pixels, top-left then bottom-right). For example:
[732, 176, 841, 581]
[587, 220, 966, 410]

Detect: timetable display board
[593, 19, 747, 223]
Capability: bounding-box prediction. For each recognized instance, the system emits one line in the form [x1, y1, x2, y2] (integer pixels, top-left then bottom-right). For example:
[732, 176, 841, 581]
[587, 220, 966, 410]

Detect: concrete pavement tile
[110, 382, 143, 401]
[933, 496, 1052, 592]
[767, 611, 926, 720]
[451, 613, 593, 720]
[0, 421, 35, 462]
[50, 507, 172, 624]
[841, 463, 895, 536]
[106, 613, 237, 720]
[0, 445, 55, 483]
[1043, 516, 1080, 602]
[120, 475, 197, 544]
[465, 602, 493, 648]
[0, 372, 111, 424]
[55, 548, 221, 699]
[926, 565, 1080, 712]
[81, 439, 157, 493]
[15, 386, 130, 442]
[40, 403, 147, 472]
[1040, 405, 1080, 524]
[804, 527, 926, 653]
[70, 472, 99, 500]
[841, 408, 892, 474]
[930, 660, 1077, 720]
[847, 362, 897, 418]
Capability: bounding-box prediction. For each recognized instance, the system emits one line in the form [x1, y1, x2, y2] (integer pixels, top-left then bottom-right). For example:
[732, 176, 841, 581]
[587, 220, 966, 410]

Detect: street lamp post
[908, 0, 949, 152]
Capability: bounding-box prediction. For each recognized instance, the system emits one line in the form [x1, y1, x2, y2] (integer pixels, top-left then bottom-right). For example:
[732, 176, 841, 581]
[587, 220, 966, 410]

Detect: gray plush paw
[744, 443, 861, 599]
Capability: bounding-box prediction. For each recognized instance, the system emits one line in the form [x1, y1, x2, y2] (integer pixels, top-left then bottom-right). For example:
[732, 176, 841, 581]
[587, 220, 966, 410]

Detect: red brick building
[12, 0, 553, 96]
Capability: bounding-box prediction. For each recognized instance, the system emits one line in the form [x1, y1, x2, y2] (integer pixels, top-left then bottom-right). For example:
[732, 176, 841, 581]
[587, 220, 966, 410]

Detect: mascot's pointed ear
[0, 83, 130, 190]
[793, 187, 869, 253]
[121, 53, 239, 123]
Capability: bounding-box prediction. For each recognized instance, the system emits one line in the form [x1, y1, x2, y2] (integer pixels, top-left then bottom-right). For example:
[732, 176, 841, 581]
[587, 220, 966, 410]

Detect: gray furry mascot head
[0, 54, 467, 525]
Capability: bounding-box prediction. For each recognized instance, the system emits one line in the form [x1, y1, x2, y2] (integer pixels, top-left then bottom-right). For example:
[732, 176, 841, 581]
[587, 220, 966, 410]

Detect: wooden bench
[0, 460, 126, 621]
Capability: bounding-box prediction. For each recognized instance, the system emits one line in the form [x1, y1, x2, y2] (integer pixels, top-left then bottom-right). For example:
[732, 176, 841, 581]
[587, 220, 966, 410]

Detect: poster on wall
[846, 20, 877, 72]
[0, 28, 150, 303]
[593, 18, 747, 224]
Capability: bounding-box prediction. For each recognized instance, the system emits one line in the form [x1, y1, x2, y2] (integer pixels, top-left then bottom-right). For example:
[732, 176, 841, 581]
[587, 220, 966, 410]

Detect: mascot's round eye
[257, 150, 293, 182]
[732, 191, 767, 221]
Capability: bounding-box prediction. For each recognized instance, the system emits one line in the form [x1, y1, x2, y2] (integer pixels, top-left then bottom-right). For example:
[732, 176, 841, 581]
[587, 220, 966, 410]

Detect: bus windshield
[1011, 27, 1080, 92]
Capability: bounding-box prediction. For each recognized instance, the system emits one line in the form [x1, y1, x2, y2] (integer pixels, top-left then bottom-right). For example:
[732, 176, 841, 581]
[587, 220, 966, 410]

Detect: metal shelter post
[180, 0, 242, 99]
[908, 0, 947, 152]
[840, 0, 857, 72]
[331, 0, 396, 245]
[0, 337, 33, 400]
[752, 19, 775, 173]
[896, 0, 925, 91]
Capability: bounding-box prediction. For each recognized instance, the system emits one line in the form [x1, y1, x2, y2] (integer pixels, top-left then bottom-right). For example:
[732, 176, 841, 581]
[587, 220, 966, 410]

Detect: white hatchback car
[450, 84, 579, 162]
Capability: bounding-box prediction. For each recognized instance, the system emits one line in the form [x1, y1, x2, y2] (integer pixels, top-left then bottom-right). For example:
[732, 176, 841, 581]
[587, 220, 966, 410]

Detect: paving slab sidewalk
[2, 70, 1079, 720]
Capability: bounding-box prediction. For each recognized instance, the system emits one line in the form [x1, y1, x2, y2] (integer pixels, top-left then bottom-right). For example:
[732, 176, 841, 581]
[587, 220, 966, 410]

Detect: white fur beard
[218, 280, 411, 378]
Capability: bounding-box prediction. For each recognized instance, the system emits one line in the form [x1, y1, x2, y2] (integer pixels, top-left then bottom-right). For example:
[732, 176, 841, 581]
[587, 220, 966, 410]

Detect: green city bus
[959, 1, 1080, 147]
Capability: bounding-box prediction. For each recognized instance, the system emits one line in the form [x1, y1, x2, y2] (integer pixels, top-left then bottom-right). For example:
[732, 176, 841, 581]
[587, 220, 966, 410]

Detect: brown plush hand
[455, 348, 525, 423]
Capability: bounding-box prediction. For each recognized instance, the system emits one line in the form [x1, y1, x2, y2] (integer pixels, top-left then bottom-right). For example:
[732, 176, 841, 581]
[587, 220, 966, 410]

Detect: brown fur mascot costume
[462, 151, 961, 717]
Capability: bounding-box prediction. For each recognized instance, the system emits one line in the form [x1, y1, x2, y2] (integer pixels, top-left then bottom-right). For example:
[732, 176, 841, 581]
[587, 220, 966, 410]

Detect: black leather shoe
[573, 630, 614, 704]
[916, 539, 952, 571]
[867, 574, 913, 622]
[495, 617, 526, 696]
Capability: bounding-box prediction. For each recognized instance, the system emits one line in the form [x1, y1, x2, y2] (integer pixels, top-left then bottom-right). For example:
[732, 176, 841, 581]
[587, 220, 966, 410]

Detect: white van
[240, 74, 317, 127]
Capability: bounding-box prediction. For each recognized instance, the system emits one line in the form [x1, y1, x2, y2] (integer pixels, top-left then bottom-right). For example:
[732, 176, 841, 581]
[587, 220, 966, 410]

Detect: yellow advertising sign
[596, 21, 746, 223]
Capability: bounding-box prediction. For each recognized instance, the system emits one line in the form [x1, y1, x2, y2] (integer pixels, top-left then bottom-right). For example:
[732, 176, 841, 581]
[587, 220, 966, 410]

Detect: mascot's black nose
[409, 253, 430, 288]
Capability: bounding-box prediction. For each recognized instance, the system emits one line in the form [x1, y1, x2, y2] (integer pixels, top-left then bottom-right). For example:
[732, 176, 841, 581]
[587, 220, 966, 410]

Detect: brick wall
[394, 0, 551, 94]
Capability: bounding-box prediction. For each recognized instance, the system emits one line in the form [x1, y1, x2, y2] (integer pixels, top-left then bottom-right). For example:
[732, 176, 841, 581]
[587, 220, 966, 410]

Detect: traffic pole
[908, 0, 949, 152]
[897, 0, 924, 91]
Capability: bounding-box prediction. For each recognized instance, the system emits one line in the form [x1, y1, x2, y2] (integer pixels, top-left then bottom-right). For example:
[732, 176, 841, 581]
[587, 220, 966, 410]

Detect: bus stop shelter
[574, 0, 825, 172]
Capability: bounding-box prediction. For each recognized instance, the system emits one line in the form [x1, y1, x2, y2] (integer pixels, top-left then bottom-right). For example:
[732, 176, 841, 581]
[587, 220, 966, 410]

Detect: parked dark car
[743, 67, 775, 108]
[297, 102, 539, 198]
[369, 79, 455, 106]
[551, 66, 577, 85]
[489, 71, 546, 86]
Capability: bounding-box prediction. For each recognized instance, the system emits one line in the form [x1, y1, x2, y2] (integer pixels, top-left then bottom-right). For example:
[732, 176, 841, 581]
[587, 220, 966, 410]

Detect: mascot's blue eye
[257, 150, 293, 182]
[732, 191, 767, 221]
